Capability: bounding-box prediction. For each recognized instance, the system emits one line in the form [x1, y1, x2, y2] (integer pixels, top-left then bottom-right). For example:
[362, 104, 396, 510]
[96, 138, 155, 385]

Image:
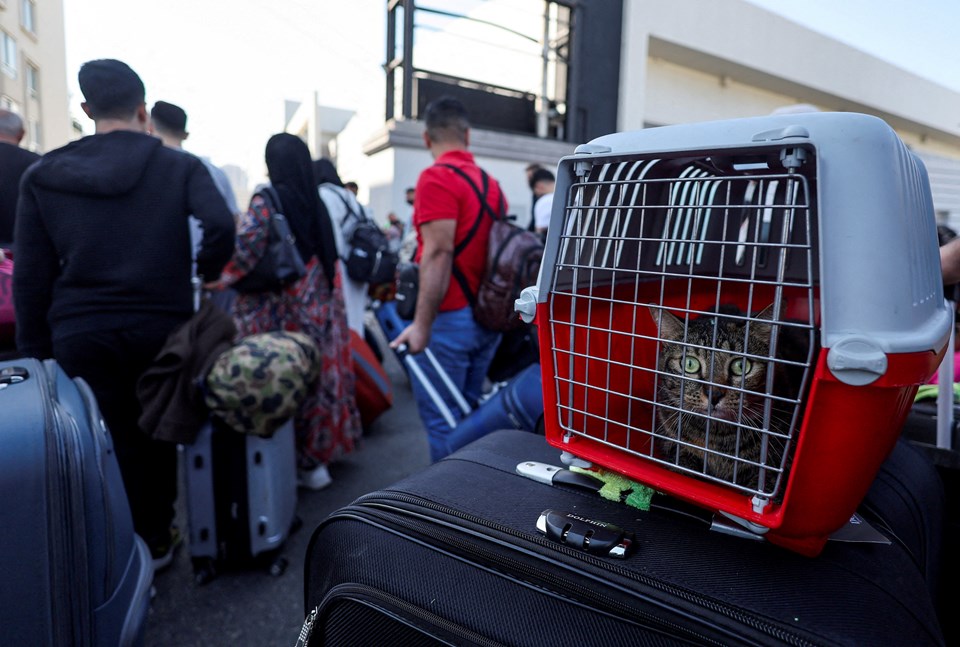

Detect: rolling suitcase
[181, 417, 300, 585]
[374, 299, 543, 453]
[349, 328, 393, 429]
[449, 361, 544, 449]
[0, 358, 153, 647]
[301, 429, 946, 646]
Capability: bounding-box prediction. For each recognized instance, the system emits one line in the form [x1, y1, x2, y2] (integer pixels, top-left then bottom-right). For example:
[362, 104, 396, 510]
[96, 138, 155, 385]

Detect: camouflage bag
[204, 330, 320, 437]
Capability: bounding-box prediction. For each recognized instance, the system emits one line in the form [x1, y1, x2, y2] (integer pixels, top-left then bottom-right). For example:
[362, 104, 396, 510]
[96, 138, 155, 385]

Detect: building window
[27, 118, 39, 151]
[0, 95, 17, 112]
[21, 0, 36, 34]
[1, 32, 16, 78]
[26, 62, 38, 96]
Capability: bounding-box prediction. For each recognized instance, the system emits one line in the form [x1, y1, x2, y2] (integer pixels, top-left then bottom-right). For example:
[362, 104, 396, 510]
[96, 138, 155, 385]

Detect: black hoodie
[13, 130, 236, 358]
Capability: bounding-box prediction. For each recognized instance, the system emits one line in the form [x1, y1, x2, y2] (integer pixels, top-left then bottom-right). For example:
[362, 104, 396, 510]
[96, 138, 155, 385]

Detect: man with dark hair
[151, 100, 241, 279]
[150, 100, 239, 216]
[0, 109, 40, 248]
[13, 59, 236, 570]
[390, 96, 504, 461]
[531, 167, 556, 236]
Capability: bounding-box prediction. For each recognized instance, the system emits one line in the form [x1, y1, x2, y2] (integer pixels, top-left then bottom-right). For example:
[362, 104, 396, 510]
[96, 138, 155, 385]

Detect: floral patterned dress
[219, 193, 361, 469]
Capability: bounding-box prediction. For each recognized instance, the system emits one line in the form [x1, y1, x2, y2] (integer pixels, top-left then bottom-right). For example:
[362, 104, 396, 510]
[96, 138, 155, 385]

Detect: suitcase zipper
[351, 492, 817, 647]
[74, 375, 116, 593]
[294, 606, 317, 647]
[45, 396, 76, 647]
[47, 397, 94, 646]
[335, 504, 723, 646]
[302, 583, 505, 647]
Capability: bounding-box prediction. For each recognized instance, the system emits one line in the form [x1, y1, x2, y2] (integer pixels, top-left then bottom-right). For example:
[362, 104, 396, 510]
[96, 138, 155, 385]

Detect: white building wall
[621, 0, 960, 221]
[644, 58, 803, 127]
[622, 0, 960, 141]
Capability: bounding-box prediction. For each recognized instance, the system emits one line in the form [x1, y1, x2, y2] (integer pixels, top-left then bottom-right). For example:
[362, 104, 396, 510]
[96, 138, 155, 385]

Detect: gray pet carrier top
[527, 111, 950, 388]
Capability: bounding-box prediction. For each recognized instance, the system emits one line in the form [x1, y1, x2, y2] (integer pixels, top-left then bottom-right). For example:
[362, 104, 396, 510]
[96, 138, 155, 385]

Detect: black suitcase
[0, 358, 153, 646]
[301, 429, 945, 646]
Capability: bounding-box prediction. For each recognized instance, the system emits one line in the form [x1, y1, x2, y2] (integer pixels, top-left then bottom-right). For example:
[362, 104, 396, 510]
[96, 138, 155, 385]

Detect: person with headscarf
[215, 133, 361, 490]
[313, 157, 371, 337]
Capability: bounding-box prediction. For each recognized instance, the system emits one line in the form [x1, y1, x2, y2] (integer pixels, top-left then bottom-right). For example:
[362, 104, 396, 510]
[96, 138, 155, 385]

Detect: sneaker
[150, 526, 183, 573]
[298, 464, 332, 491]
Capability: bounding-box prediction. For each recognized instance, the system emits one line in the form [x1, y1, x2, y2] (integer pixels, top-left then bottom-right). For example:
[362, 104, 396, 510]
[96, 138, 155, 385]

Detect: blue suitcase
[373, 299, 544, 454]
[447, 362, 543, 453]
[0, 358, 153, 647]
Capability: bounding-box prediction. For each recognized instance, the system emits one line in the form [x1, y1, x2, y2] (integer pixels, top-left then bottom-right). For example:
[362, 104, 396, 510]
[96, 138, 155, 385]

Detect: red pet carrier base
[537, 278, 944, 558]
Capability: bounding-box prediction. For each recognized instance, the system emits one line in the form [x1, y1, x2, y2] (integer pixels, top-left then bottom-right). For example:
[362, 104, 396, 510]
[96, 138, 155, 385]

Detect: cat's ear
[649, 305, 686, 339]
[751, 301, 785, 339]
[754, 300, 786, 323]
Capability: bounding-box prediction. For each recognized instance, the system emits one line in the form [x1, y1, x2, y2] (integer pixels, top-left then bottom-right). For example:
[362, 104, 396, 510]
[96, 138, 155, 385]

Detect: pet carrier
[519, 112, 951, 557]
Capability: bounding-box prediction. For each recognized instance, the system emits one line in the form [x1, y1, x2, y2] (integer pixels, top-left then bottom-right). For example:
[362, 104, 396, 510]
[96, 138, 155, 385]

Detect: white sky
[742, 0, 960, 92]
[62, 0, 960, 187]
[62, 0, 387, 185]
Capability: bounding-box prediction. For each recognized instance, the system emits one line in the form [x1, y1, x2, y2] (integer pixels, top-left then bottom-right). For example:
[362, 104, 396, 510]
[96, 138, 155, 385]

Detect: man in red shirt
[391, 96, 505, 461]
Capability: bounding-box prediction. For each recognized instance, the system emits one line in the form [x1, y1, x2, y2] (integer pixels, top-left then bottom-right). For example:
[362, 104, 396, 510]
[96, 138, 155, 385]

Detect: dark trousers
[54, 318, 179, 549]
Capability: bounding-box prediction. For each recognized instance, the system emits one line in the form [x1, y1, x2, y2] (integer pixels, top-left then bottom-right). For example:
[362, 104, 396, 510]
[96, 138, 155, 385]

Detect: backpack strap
[323, 185, 368, 264]
[434, 163, 505, 307]
[255, 184, 318, 266]
[330, 186, 365, 227]
[257, 185, 283, 214]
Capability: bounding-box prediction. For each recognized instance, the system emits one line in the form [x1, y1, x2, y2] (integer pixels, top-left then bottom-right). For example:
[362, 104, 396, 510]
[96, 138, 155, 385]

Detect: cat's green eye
[731, 358, 752, 376]
[682, 357, 701, 373]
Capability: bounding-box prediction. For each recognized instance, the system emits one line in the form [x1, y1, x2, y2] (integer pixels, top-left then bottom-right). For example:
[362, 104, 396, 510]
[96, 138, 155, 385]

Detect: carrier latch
[515, 286, 539, 324]
[827, 337, 888, 385]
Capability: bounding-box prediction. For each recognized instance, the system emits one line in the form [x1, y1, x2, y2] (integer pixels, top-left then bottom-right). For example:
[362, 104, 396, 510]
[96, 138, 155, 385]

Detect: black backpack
[233, 186, 307, 293]
[441, 164, 545, 333]
[335, 191, 399, 286]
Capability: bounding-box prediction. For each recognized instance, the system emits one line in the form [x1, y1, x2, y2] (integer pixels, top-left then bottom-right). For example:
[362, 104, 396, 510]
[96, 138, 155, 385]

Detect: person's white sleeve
[319, 185, 350, 258]
[534, 193, 554, 230]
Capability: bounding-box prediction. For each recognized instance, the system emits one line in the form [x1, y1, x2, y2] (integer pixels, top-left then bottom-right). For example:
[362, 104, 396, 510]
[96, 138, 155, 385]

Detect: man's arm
[942, 237, 960, 286]
[188, 160, 236, 281]
[12, 175, 58, 358]
[207, 162, 241, 218]
[391, 218, 456, 354]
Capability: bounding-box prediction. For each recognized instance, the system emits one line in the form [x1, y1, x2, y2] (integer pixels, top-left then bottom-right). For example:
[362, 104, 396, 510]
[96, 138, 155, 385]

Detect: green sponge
[570, 466, 656, 511]
[914, 383, 960, 403]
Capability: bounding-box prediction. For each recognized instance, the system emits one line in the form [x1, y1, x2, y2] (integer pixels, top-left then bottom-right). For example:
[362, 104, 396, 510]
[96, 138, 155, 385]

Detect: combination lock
[536, 509, 634, 558]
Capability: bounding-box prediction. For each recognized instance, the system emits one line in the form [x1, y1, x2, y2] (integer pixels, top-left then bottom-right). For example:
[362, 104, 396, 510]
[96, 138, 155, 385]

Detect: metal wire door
[545, 152, 819, 505]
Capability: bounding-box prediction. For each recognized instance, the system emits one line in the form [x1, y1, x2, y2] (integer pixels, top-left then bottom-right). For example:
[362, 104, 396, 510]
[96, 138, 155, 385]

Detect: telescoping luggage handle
[395, 343, 471, 429]
[935, 299, 955, 451]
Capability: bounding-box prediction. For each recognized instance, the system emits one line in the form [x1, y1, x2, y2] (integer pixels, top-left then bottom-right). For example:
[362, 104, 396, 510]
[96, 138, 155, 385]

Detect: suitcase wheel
[267, 555, 288, 577]
[192, 557, 218, 586]
[290, 515, 303, 536]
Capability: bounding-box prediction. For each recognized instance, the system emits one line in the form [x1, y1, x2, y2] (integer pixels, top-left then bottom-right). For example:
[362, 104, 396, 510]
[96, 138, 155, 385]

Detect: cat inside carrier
[527, 112, 951, 556]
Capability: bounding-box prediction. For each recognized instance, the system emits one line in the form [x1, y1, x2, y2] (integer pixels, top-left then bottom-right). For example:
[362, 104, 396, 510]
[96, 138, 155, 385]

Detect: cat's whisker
[650, 304, 808, 499]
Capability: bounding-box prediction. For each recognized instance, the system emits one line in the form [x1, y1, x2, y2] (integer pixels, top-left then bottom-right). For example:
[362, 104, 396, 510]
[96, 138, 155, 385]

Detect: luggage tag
[536, 509, 635, 558]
